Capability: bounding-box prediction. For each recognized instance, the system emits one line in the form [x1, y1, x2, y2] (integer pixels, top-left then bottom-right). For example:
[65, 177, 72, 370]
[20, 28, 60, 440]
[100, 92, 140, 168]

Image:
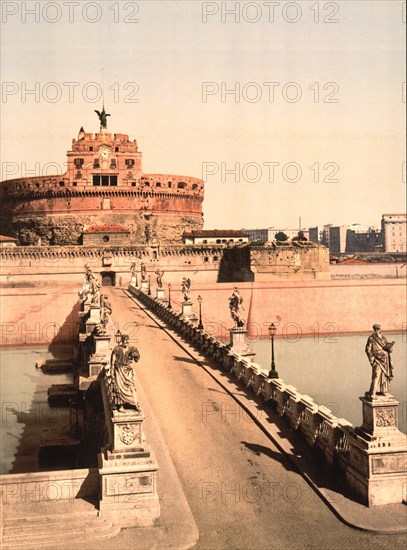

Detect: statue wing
[95, 110, 101, 117]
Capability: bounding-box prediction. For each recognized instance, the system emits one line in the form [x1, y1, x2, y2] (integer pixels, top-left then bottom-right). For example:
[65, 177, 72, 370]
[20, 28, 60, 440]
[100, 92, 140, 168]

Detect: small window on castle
[125, 159, 135, 167]
[132, 182, 137, 187]
[74, 158, 84, 167]
[103, 235, 110, 243]
[102, 175, 109, 186]
[73, 182, 77, 187]
[59, 181, 65, 187]
[203, 256, 209, 263]
[203, 239, 207, 244]
[115, 147, 119, 152]
[168, 182, 172, 188]
[93, 175, 101, 186]
[177, 182, 186, 189]
[192, 184, 198, 190]
[110, 176, 118, 186]
[156, 182, 161, 187]
[216, 239, 221, 244]
[94, 160, 100, 168]
[213, 256, 219, 262]
[89, 147, 94, 151]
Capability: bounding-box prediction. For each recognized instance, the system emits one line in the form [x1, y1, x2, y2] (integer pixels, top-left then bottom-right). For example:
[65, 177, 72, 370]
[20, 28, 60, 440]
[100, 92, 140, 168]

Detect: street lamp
[115, 329, 122, 344]
[147, 275, 151, 295]
[167, 282, 172, 309]
[197, 295, 203, 330]
[268, 323, 279, 379]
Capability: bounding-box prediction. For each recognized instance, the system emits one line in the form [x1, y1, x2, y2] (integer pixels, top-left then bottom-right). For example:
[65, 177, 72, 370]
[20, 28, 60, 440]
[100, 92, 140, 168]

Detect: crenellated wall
[0, 126, 204, 245]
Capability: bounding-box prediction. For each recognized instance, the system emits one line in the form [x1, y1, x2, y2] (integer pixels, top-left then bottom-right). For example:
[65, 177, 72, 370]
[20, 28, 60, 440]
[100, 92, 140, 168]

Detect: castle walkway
[103, 287, 407, 550]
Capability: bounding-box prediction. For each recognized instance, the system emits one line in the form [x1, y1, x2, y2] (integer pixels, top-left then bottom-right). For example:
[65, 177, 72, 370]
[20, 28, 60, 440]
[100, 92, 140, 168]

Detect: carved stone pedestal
[99, 384, 160, 527]
[85, 305, 100, 334]
[229, 327, 256, 359]
[346, 394, 407, 506]
[181, 301, 197, 321]
[156, 288, 166, 301]
[93, 334, 111, 355]
[130, 275, 138, 287]
[141, 280, 149, 292]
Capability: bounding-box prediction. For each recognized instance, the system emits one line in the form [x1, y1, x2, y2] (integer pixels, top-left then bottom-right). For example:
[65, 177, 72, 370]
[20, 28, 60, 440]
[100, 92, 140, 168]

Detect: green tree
[274, 231, 289, 241]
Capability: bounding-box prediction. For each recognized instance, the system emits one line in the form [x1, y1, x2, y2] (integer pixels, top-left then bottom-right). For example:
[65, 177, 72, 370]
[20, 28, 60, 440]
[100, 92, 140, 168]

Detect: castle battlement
[0, 116, 204, 246]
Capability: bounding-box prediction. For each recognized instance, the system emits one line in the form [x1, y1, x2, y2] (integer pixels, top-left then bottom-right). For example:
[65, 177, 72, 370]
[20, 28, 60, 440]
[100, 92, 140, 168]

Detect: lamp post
[115, 329, 122, 345]
[147, 275, 151, 295]
[167, 283, 172, 309]
[268, 323, 279, 379]
[197, 295, 203, 330]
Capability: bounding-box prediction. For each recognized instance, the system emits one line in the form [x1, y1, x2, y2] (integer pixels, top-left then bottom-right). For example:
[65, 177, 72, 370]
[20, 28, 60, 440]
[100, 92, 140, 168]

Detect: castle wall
[0, 185, 203, 245]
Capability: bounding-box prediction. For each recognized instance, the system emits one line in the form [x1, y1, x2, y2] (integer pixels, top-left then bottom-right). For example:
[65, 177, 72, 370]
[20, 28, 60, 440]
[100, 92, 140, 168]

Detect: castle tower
[0, 112, 204, 246]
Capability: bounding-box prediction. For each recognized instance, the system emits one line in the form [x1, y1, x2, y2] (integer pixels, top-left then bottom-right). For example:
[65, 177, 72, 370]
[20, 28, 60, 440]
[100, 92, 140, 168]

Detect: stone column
[346, 394, 407, 506]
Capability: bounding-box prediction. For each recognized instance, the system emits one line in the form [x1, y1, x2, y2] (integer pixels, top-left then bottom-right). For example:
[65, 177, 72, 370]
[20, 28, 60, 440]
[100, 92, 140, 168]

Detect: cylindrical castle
[0, 116, 204, 246]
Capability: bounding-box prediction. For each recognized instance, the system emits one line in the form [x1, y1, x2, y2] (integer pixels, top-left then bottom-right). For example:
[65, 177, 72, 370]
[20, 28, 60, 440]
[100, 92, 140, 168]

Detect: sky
[1, 0, 405, 231]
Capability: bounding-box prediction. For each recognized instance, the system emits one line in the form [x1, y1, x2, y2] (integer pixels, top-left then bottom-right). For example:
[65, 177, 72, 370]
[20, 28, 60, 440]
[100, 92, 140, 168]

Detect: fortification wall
[0, 175, 204, 245]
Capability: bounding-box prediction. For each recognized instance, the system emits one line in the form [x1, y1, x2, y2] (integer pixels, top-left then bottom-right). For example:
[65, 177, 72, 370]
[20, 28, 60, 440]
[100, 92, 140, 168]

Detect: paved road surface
[108, 288, 407, 550]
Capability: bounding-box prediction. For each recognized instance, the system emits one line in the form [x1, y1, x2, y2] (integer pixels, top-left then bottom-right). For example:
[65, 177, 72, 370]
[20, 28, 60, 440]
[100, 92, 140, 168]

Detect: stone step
[1, 517, 120, 549]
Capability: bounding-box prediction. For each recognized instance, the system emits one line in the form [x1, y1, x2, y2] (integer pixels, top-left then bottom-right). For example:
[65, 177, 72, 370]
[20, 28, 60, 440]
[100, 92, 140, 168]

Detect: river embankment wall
[1, 278, 405, 346]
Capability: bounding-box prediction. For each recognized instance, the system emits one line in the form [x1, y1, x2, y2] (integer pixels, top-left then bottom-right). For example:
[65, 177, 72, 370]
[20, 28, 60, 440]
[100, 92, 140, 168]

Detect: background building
[345, 224, 382, 253]
[381, 214, 407, 252]
[182, 229, 249, 245]
[0, 117, 204, 246]
[268, 227, 310, 241]
[242, 228, 269, 242]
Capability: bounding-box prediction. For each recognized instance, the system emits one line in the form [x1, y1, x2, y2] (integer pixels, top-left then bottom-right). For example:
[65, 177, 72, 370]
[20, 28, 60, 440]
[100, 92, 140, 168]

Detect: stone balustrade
[129, 283, 356, 480]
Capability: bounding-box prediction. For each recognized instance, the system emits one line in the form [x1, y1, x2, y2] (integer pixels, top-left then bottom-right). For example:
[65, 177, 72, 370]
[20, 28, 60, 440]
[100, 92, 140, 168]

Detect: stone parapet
[129, 284, 407, 507]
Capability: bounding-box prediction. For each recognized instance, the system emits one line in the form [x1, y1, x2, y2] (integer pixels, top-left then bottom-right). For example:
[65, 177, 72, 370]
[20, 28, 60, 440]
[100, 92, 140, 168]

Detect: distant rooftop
[183, 230, 249, 238]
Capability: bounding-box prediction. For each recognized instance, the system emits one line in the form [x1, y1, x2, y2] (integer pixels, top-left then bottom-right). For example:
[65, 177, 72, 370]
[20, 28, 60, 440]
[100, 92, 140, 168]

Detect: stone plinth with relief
[98, 380, 160, 527]
[229, 327, 255, 359]
[346, 394, 407, 506]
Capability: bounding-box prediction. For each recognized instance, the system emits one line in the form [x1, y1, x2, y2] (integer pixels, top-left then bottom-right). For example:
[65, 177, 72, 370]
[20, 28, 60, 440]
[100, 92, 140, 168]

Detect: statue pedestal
[181, 301, 197, 321]
[346, 394, 407, 506]
[156, 288, 166, 301]
[141, 280, 149, 292]
[99, 384, 160, 527]
[130, 275, 138, 287]
[93, 334, 111, 355]
[85, 305, 100, 334]
[229, 327, 256, 358]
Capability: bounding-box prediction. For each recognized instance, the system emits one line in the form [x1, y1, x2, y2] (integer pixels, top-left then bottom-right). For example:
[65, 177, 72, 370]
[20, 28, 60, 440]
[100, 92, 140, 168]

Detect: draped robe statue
[110, 335, 141, 412]
[365, 324, 395, 398]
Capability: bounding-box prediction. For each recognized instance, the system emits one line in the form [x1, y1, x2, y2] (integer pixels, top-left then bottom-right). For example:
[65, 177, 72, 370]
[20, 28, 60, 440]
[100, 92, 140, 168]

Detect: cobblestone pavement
[109, 288, 407, 550]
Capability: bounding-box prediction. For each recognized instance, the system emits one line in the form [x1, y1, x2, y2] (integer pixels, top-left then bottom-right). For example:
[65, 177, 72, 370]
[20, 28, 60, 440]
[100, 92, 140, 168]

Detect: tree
[274, 231, 289, 242]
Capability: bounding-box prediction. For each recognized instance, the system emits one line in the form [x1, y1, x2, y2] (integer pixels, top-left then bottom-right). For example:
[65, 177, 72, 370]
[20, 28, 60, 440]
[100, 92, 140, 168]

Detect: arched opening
[101, 271, 116, 286]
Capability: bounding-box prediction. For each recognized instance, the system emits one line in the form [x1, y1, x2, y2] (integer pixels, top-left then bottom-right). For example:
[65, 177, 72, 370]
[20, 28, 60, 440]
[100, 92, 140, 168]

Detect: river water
[0, 346, 72, 474]
[250, 333, 406, 433]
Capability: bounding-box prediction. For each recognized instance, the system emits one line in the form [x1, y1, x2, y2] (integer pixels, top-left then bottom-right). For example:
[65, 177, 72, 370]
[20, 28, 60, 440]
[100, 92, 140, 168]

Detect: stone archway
[101, 271, 116, 286]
